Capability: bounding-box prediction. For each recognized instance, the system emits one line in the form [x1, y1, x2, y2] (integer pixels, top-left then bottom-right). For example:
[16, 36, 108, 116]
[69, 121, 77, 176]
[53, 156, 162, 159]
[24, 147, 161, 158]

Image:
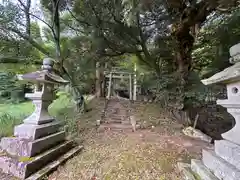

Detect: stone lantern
[0, 58, 82, 179]
[178, 43, 240, 180]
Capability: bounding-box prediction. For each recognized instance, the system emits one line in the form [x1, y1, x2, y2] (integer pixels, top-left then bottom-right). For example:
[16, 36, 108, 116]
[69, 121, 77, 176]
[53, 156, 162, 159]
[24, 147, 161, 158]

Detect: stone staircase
[98, 97, 139, 132]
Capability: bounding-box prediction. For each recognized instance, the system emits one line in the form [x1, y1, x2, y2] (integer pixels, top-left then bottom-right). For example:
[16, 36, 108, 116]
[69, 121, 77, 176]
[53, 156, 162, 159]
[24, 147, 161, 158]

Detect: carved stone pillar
[107, 72, 113, 99]
[129, 74, 133, 100]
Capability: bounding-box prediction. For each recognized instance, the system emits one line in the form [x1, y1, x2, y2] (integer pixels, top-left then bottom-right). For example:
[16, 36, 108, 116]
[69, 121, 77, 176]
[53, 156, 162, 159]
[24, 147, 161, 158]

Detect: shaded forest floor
[49, 99, 212, 180]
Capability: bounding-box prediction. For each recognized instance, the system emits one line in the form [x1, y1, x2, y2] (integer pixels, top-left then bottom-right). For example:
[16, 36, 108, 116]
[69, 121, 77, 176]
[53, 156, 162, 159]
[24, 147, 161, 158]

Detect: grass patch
[0, 102, 34, 137]
[0, 93, 95, 138]
[0, 102, 34, 117]
[0, 94, 74, 138]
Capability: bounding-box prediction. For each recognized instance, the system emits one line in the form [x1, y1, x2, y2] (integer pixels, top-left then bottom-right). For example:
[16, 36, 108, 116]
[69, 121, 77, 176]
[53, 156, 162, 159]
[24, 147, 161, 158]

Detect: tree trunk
[95, 61, 104, 98]
[25, 0, 31, 36]
[17, 0, 31, 36]
[170, 27, 196, 126]
[52, 0, 85, 112]
[175, 27, 195, 110]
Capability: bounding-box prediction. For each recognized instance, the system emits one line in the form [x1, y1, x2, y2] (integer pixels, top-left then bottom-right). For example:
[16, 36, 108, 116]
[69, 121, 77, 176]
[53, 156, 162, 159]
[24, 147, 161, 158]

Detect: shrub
[0, 113, 23, 138]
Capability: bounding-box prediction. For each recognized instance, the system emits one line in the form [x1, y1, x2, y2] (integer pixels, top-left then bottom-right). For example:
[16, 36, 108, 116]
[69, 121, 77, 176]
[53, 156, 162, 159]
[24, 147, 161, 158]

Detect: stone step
[99, 123, 133, 132]
[107, 102, 130, 105]
[105, 108, 131, 113]
[191, 159, 219, 180]
[215, 140, 240, 170]
[105, 114, 129, 119]
[104, 119, 131, 125]
[177, 162, 196, 180]
[14, 121, 62, 140]
[202, 149, 240, 180]
[1, 131, 65, 157]
[105, 114, 127, 120]
[26, 145, 83, 180]
[104, 119, 123, 124]
[0, 140, 74, 179]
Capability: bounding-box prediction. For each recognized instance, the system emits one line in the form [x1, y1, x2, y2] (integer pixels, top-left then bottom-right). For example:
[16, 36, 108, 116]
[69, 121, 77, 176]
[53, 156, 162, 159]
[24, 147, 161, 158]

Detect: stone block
[191, 159, 218, 180]
[177, 162, 196, 180]
[14, 121, 62, 140]
[26, 145, 83, 180]
[215, 140, 240, 170]
[202, 149, 240, 180]
[220, 121, 240, 147]
[1, 131, 65, 157]
[230, 43, 240, 57]
[0, 140, 74, 179]
[23, 100, 55, 125]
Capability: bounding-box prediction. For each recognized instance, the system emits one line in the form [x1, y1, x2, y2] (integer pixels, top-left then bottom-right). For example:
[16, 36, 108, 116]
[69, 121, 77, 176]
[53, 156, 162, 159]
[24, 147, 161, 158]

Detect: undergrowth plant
[0, 92, 79, 138]
[0, 113, 23, 137]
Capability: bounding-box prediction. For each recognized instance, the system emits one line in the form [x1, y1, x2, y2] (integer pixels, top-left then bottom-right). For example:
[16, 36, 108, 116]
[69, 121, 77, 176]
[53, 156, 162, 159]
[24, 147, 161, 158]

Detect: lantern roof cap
[202, 43, 240, 85]
[17, 58, 69, 84]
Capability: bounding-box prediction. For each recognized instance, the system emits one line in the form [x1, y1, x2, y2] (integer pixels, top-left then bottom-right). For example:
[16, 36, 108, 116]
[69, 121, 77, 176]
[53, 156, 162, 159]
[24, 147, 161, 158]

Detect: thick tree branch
[135, 51, 153, 69]
[27, 11, 53, 30]
[136, 12, 153, 62]
[17, 0, 31, 36]
[17, 0, 27, 9]
[66, 5, 91, 26]
[5, 27, 50, 56]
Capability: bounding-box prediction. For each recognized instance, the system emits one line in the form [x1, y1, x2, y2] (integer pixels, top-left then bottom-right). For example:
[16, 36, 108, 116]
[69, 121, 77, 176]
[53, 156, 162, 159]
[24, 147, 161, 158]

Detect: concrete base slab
[177, 162, 196, 180]
[14, 121, 62, 140]
[191, 159, 218, 180]
[1, 131, 65, 157]
[202, 149, 240, 180]
[215, 140, 240, 170]
[26, 145, 83, 180]
[0, 140, 74, 179]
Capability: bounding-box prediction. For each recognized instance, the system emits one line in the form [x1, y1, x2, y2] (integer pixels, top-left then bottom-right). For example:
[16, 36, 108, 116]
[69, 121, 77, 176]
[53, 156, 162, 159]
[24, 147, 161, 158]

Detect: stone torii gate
[104, 67, 137, 100]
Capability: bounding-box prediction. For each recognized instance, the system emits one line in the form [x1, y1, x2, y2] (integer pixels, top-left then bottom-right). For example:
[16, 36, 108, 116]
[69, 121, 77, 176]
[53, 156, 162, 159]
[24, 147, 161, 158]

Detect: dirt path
[49, 127, 212, 180]
[0, 99, 212, 180]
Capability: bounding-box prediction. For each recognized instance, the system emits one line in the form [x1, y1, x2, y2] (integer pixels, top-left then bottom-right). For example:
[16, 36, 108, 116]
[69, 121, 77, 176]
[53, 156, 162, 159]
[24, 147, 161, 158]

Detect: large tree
[121, 0, 239, 108]
[0, 0, 88, 111]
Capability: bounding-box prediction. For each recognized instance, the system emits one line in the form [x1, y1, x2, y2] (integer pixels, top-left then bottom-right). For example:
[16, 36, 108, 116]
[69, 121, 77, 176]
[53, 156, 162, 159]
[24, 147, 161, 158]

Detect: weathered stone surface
[177, 162, 196, 180]
[99, 123, 133, 130]
[0, 155, 26, 179]
[202, 149, 240, 180]
[1, 137, 31, 157]
[201, 62, 240, 85]
[0, 140, 74, 179]
[23, 99, 54, 125]
[14, 121, 62, 140]
[26, 145, 83, 180]
[230, 43, 240, 64]
[202, 43, 240, 85]
[182, 126, 212, 143]
[230, 43, 240, 57]
[29, 131, 65, 156]
[0, 169, 15, 180]
[18, 57, 69, 85]
[215, 140, 240, 170]
[1, 131, 65, 157]
[191, 159, 218, 180]
[214, 100, 240, 145]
